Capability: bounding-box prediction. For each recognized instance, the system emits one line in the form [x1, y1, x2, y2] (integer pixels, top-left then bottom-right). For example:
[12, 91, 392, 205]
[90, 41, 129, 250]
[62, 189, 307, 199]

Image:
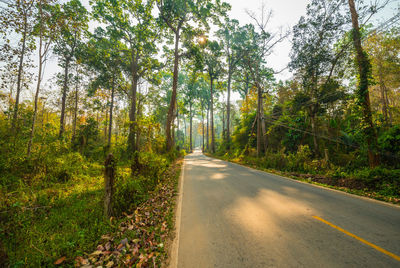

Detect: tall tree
[54, 0, 88, 138]
[0, 0, 36, 131]
[204, 40, 224, 153]
[27, 0, 59, 156]
[84, 27, 125, 148]
[290, 0, 348, 156]
[93, 0, 159, 157]
[348, 0, 379, 167]
[157, 0, 229, 151]
[217, 18, 246, 149]
[242, 6, 286, 156]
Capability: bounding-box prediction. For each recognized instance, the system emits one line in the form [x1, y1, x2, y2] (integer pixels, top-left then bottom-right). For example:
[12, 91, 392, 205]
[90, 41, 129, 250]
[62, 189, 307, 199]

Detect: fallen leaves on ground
[75, 160, 182, 268]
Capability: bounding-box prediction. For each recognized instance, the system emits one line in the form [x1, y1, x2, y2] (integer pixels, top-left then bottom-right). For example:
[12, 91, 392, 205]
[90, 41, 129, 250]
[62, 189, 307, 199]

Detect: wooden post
[324, 148, 330, 168]
[104, 153, 115, 218]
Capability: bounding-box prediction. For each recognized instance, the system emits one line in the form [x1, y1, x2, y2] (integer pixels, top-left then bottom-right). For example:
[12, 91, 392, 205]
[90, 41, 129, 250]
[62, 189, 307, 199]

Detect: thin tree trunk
[183, 114, 186, 147]
[59, 57, 70, 138]
[202, 105, 205, 152]
[260, 98, 268, 153]
[127, 55, 138, 156]
[72, 81, 78, 142]
[176, 107, 179, 143]
[227, 71, 232, 149]
[222, 103, 225, 141]
[189, 102, 193, 152]
[166, 31, 180, 151]
[206, 106, 209, 151]
[385, 86, 393, 125]
[136, 85, 141, 151]
[104, 108, 108, 141]
[348, 0, 379, 167]
[310, 112, 318, 155]
[257, 85, 262, 157]
[210, 78, 215, 153]
[108, 76, 115, 148]
[378, 65, 389, 125]
[12, 18, 28, 131]
[27, 1, 44, 156]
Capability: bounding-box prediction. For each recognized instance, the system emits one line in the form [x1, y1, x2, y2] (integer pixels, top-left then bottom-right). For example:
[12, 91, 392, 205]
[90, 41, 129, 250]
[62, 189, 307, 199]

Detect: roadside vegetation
[1, 0, 399, 266]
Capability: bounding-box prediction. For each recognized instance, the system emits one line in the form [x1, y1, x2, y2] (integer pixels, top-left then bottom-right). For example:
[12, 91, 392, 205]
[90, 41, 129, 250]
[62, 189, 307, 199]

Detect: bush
[114, 173, 146, 214]
[352, 167, 400, 191]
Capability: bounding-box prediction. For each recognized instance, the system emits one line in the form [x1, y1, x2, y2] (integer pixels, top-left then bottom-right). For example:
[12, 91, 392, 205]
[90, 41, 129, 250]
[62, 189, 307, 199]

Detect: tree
[217, 18, 246, 149]
[54, 0, 88, 138]
[365, 29, 400, 126]
[290, 0, 349, 156]
[27, 0, 59, 156]
[204, 40, 224, 153]
[0, 0, 36, 131]
[157, 0, 229, 151]
[242, 5, 287, 157]
[83, 27, 125, 148]
[348, 0, 379, 167]
[93, 0, 159, 157]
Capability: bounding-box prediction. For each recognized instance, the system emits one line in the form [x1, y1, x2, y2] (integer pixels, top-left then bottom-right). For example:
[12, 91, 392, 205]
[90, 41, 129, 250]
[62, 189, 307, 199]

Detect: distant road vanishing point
[171, 150, 400, 268]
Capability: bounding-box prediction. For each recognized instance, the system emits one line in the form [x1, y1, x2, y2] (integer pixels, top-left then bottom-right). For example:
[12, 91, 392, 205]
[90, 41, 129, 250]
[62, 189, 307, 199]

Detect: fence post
[104, 153, 115, 218]
[324, 149, 330, 167]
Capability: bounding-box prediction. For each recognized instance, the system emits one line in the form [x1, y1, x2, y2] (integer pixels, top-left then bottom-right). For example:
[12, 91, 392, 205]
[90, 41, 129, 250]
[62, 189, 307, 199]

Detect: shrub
[114, 173, 146, 214]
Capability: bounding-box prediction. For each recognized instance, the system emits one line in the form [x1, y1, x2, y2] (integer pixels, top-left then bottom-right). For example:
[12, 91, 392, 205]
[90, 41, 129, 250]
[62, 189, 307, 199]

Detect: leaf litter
[74, 160, 182, 268]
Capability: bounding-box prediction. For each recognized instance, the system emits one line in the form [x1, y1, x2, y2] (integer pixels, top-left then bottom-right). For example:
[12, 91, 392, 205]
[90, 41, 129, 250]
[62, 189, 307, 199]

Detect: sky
[224, 0, 399, 81]
[14, 0, 400, 101]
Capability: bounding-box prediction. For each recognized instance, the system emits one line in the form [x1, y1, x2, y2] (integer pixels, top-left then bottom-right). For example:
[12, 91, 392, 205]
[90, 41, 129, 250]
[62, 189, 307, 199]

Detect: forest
[0, 0, 399, 266]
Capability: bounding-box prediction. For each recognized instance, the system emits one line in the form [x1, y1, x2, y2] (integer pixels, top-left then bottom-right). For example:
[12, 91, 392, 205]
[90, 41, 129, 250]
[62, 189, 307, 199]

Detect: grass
[1, 162, 113, 267]
[1, 154, 183, 267]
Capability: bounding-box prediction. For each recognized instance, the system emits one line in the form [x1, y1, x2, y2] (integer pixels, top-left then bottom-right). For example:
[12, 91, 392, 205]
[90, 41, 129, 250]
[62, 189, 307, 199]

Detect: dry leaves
[75, 161, 181, 267]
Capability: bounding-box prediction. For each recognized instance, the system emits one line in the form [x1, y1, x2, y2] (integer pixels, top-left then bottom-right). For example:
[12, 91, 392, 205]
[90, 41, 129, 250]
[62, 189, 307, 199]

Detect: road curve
[174, 151, 400, 268]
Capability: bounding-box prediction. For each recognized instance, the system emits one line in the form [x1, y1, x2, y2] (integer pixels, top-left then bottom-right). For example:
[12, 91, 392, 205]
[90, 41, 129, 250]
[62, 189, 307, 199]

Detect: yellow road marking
[313, 216, 400, 262]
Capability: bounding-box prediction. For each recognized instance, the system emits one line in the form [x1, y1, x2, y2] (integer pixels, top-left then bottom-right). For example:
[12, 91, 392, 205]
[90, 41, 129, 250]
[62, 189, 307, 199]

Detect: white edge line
[169, 157, 185, 268]
[205, 154, 400, 209]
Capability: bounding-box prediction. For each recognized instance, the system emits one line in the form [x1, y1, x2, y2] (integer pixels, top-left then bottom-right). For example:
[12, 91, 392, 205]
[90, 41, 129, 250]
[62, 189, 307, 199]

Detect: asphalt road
[174, 150, 400, 268]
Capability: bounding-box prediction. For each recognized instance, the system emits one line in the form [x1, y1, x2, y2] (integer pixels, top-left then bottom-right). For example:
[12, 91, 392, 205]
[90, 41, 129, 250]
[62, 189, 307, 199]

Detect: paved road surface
[174, 151, 400, 267]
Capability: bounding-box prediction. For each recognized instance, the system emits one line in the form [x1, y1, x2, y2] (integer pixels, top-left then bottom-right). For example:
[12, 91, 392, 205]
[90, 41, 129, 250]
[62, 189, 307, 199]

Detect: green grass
[1, 163, 113, 267]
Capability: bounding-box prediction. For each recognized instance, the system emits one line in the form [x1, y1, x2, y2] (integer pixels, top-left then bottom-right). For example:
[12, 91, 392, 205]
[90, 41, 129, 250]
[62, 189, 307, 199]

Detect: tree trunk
[227, 70, 232, 149]
[12, 18, 28, 131]
[202, 106, 205, 152]
[206, 106, 209, 151]
[27, 3, 43, 156]
[104, 108, 108, 141]
[183, 114, 186, 147]
[136, 86, 141, 152]
[59, 57, 70, 138]
[385, 87, 393, 125]
[310, 112, 318, 155]
[104, 153, 115, 218]
[257, 85, 262, 157]
[378, 65, 389, 125]
[189, 102, 193, 152]
[72, 82, 79, 142]
[176, 107, 179, 143]
[222, 103, 225, 141]
[127, 55, 138, 156]
[260, 97, 268, 153]
[108, 76, 115, 148]
[166, 31, 180, 151]
[210, 78, 215, 153]
[348, 0, 379, 167]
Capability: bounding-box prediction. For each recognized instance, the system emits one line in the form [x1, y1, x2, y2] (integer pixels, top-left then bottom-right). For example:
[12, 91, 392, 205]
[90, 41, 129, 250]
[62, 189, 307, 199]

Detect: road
[173, 150, 400, 268]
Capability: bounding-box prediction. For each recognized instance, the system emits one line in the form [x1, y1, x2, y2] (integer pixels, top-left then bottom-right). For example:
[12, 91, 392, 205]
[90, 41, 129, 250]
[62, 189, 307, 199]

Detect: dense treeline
[0, 0, 399, 266]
